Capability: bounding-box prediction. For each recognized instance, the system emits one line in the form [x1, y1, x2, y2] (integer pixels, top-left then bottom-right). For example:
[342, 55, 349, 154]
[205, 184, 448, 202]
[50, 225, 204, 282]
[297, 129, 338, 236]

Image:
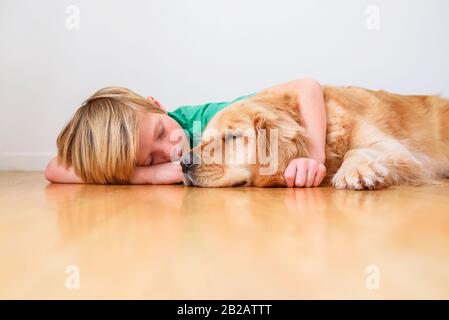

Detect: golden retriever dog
[180, 86, 449, 189]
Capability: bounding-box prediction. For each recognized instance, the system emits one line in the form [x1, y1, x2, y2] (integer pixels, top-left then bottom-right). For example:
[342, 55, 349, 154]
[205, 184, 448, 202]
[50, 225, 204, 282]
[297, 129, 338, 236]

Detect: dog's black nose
[180, 160, 194, 173]
[180, 152, 199, 173]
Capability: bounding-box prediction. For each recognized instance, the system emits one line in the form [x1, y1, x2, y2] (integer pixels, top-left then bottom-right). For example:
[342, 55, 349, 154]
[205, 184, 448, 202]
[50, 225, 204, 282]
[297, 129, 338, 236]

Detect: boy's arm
[45, 157, 183, 185]
[131, 162, 183, 185]
[264, 78, 327, 187]
[45, 157, 84, 183]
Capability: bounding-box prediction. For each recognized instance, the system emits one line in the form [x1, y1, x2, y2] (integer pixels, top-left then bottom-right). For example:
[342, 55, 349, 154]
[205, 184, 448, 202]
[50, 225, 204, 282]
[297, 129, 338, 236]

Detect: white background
[1, 0, 448, 170]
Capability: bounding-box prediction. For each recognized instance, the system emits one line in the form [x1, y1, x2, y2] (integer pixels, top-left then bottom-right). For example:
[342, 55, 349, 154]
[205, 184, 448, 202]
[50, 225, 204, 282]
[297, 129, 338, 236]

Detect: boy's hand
[131, 161, 183, 184]
[284, 158, 327, 187]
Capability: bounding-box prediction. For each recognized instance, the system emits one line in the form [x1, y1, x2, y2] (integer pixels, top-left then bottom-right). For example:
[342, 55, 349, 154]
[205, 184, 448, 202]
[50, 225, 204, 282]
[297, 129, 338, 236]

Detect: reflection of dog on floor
[181, 86, 449, 189]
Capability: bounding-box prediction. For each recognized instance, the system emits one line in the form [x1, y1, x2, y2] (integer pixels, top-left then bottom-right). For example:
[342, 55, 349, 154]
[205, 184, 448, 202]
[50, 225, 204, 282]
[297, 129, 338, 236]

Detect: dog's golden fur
[186, 85, 449, 189]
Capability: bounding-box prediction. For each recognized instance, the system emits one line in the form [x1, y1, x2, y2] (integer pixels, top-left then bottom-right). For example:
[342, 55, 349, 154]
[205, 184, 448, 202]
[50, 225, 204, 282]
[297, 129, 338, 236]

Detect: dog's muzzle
[180, 151, 200, 185]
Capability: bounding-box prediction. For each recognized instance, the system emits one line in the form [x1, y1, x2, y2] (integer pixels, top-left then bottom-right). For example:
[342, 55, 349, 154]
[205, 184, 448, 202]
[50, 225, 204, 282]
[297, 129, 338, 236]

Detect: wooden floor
[1, 172, 449, 299]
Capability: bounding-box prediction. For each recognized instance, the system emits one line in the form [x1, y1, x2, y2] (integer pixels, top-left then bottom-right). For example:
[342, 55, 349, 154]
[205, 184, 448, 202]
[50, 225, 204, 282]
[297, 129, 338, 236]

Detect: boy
[45, 79, 327, 187]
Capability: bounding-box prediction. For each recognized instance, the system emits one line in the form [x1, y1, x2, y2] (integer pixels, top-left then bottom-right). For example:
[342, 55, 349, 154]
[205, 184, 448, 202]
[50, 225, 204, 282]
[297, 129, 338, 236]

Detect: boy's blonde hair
[57, 87, 165, 184]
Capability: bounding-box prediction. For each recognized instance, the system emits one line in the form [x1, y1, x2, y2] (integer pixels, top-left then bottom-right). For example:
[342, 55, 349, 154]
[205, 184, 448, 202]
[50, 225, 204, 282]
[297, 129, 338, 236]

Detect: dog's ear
[249, 104, 313, 187]
[252, 110, 276, 131]
[252, 111, 278, 159]
[252, 110, 309, 159]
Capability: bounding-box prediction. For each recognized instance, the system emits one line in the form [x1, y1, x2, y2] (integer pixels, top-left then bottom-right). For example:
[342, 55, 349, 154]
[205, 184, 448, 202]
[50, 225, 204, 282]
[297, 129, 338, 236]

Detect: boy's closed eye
[146, 120, 166, 165]
[157, 121, 165, 140]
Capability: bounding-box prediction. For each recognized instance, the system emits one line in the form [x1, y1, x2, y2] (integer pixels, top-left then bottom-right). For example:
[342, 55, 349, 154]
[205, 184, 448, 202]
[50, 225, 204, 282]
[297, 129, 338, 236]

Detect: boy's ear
[147, 96, 166, 112]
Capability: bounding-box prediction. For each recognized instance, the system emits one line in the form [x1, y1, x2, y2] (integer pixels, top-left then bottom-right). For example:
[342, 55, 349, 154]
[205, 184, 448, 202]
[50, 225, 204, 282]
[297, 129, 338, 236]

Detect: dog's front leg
[331, 140, 425, 190]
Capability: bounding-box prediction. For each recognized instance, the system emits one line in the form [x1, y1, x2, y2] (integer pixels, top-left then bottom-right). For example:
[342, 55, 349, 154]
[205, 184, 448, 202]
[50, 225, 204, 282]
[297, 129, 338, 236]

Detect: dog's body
[321, 85, 449, 189]
[182, 85, 449, 189]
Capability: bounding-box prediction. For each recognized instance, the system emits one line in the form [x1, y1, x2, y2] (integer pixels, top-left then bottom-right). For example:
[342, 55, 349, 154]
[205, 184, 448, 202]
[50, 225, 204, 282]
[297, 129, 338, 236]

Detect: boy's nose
[180, 152, 199, 173]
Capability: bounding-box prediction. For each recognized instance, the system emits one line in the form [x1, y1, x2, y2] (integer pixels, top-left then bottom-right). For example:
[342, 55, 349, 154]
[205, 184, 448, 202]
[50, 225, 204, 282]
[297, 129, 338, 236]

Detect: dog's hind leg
[331, 140, 429, 190]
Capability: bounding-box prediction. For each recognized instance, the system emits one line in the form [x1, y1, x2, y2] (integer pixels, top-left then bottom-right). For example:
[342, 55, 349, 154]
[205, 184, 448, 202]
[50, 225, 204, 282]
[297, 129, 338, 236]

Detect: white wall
[1, 0, 448, 170]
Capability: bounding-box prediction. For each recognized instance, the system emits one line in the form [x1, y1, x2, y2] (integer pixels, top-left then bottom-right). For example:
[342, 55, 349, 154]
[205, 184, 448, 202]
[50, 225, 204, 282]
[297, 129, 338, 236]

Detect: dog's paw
[331, 160, 389, 190]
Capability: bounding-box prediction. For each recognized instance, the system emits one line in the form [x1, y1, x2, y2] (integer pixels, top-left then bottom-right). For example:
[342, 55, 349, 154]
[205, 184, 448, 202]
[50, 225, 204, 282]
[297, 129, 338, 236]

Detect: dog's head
[180, 91, 310, 187]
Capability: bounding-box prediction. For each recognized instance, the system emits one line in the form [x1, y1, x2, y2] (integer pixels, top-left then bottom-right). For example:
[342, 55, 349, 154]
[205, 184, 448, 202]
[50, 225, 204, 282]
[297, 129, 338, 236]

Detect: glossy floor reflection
[1, 172, 449, 299]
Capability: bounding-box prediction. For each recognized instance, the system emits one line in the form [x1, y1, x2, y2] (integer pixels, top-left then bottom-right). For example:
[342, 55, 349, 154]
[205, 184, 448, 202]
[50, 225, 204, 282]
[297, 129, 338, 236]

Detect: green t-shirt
[168, 92, 256, 147]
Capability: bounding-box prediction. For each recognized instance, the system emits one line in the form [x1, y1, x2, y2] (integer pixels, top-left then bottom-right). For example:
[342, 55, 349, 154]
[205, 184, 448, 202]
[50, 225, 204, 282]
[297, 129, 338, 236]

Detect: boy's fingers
[285, 159, 326, 188]
[304, 160, 318, 187]
[305, 164, 318, 187]
[294, 161, 308, 187]
[284, 161, 297, 187]
[313, 165, 327, 187]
